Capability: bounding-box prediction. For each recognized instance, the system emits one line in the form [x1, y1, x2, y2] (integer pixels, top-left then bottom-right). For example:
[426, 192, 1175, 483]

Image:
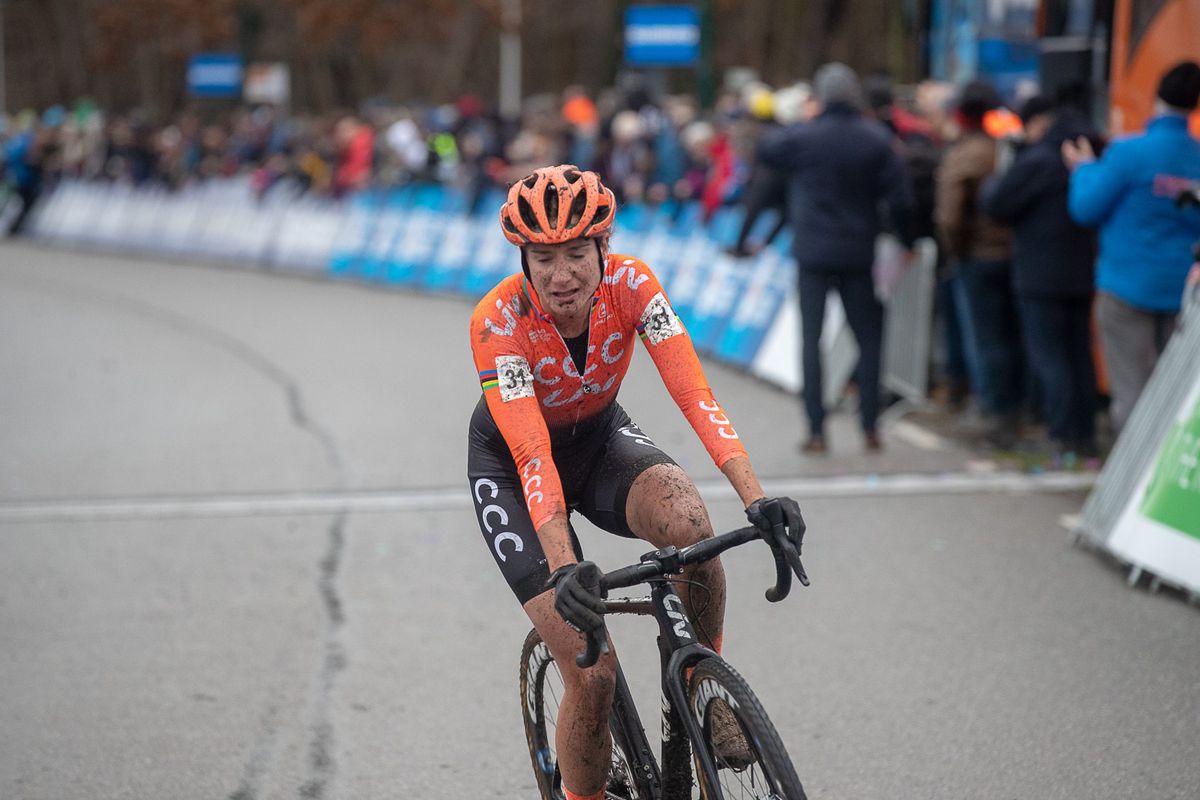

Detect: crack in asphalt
[0, 271, 347, 484]
[300, 512, 348, 800]
[227, 704, 282, 800]
[2, 271, 352, 799]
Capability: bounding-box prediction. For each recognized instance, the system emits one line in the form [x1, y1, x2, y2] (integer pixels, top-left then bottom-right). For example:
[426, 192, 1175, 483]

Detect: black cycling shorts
[466, 397, 676, 605]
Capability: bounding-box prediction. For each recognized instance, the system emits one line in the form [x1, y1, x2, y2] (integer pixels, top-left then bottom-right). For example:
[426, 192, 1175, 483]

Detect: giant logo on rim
[691, 677, 741, 721]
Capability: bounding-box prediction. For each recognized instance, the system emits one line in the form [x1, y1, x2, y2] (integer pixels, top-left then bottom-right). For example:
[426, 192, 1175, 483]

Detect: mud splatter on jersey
[468, 253, 747, 530]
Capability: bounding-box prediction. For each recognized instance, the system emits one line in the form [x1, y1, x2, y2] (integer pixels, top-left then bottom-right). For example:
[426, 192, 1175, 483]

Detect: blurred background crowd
[0, 74, 948, 212]
[3, 0, 1199, 466]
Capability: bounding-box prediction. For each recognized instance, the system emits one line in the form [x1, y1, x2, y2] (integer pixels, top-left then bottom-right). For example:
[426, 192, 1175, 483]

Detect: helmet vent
[543, 183, 559, 229]
[567, 192, 588, 228]
[517, 196, 541, 233]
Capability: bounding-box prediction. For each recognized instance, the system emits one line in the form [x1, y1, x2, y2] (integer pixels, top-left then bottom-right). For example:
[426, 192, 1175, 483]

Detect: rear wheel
[688, 657, 806, 799]
[519, 628, 642, 800]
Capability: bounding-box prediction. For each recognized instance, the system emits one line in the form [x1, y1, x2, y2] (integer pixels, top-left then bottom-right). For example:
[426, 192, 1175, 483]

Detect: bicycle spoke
[699, 696, 788, 800]
[545, 665, 564, 744]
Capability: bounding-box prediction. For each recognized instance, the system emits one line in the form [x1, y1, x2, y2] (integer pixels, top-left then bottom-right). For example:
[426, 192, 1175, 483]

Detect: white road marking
[0, 471, 1096, 523]
[890, 420, 952, 451]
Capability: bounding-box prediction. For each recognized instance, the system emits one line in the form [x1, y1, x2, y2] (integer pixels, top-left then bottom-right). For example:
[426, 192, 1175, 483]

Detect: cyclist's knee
[628, 463, 714, 548]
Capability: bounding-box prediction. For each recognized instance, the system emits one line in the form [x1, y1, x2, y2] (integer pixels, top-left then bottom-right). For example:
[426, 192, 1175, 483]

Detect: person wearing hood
[759, 62, 915, 454]
[982, 96, 1099, 456]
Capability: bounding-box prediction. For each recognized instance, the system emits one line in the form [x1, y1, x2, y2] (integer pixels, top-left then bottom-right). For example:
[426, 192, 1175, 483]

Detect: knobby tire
[688, 657, 807, 800]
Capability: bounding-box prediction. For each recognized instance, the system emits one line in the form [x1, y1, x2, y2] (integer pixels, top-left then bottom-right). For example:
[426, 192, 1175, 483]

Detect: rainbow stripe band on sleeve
[479, 369, 499, 390]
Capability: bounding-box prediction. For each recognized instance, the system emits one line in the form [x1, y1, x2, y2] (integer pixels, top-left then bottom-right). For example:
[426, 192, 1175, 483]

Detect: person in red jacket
[467, 165, 805, 798]
[333, 115, 374, 197]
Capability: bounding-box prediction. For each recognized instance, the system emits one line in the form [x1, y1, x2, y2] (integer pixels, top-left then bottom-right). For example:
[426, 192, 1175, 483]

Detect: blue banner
[187, 54, 244, 98]
[624, 6, 701, 67]
[32, 180, 794, 374]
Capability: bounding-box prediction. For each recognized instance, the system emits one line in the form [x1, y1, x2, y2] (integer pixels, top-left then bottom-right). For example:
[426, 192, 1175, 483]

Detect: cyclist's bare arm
[721, 456, 766, 508]
[536, 514, 579, 573]
[616, 258, 761, 508]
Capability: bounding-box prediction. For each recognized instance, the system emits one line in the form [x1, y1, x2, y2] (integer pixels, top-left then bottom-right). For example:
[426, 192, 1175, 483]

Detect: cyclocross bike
[519, 518, 810, 799]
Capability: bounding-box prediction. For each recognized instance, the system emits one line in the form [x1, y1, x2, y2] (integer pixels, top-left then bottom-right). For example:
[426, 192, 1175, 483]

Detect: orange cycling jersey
[469, 253, 748, 531]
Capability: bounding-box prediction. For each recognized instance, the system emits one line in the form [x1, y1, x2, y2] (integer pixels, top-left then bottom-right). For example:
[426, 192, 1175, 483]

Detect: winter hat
[814, 63, 862, 107]
[956, 80, 1002, 124]
[1018, 94, 1056, 125]
[1157, 61, 1200, 111]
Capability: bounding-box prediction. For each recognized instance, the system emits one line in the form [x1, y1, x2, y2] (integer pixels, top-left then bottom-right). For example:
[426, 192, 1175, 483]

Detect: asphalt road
[1, 241, 1196, 800]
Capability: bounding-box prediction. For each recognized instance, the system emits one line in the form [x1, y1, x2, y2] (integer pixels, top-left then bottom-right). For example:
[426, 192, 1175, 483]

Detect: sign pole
[0, 0, 7, 119]
[698, 0, 715, 109]
[499, 0, 522, 121]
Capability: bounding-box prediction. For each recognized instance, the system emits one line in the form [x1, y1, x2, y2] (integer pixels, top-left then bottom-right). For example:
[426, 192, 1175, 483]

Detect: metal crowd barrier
[1075, 285, 1200, 593]
[883, 238, 938, 404]
[23, 178, 938, 406]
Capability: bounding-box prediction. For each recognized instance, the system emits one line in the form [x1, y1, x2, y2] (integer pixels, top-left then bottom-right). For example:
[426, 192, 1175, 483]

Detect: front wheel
[519, 628, 642, 800]
[688, 657, 807, 799]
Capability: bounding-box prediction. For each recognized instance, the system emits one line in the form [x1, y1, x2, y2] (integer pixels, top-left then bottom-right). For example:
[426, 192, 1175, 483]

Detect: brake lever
[765, 543, 793, 602]
[576, 627, 610, 668]
[782, 538, 810, 587]
[574, 562, 610, 668]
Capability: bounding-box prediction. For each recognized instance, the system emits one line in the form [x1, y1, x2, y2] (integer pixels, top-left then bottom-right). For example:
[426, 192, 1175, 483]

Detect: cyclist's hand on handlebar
[746, 496, 810, 594]
[746, 496, 806, 554]
[544, 562, 606, 635]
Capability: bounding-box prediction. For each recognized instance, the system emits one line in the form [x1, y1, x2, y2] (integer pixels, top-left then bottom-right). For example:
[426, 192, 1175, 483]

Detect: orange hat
[983, 107, 1023, 138]
[562, 95, 598, 127]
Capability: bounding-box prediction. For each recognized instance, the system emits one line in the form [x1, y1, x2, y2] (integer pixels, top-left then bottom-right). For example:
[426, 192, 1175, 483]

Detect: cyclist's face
[525, 239, 602, 324]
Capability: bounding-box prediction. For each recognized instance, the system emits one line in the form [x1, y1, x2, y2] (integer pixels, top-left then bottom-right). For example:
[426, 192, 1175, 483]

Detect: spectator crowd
[4, 60, 1200, 463]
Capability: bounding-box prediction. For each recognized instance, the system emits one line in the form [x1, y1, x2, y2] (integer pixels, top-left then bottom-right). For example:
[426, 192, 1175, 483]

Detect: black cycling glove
[544, 561, 606, 634]
[746, 496, 806, 554]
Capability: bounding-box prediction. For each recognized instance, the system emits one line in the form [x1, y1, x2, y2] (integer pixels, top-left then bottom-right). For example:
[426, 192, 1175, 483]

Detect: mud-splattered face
[525, 239, 602, 331]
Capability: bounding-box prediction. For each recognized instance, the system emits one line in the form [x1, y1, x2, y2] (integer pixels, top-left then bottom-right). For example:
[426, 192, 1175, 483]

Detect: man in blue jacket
[983, 96, 1098, 455]
[759, 63, 915, 453]
[1064, 61, 1200, 432]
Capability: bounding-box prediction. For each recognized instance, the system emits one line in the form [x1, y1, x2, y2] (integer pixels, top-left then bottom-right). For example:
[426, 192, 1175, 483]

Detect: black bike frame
[602, 577, 726, 799]
[575, 523, 803, 799]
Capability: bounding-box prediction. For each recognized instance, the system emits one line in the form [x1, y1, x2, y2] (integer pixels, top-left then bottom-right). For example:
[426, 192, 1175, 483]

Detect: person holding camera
[1063, 61, 1200, 433]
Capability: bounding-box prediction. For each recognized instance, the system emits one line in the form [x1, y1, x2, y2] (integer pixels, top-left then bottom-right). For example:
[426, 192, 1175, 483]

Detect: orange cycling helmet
[499, 164, 616, 246]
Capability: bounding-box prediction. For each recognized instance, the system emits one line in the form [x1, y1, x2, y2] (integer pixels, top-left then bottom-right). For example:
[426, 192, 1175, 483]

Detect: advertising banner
[187, 54, 244, 98]
[624, 5, 701, 67]
[1106, 372, 1200, 593]
[27, 180, 937, 407]
[243, 63, 290, 106]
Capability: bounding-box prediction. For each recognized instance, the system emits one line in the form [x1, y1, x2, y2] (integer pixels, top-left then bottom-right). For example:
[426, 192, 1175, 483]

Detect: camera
[1177, 183, 1200, 210]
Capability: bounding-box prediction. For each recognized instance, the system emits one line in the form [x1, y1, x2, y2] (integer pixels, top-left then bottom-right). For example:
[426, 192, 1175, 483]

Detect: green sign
[1140, 395, 1200, 540]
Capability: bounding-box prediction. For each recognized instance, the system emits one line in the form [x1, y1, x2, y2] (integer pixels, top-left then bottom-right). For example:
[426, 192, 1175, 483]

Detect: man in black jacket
[981, 97, 1098, 455]
[759, 63, 915, 453]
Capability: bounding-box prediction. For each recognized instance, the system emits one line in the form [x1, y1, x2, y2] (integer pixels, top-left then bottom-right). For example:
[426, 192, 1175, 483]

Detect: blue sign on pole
[624, 6, 701, 67]
[187, 54, 244, 98]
